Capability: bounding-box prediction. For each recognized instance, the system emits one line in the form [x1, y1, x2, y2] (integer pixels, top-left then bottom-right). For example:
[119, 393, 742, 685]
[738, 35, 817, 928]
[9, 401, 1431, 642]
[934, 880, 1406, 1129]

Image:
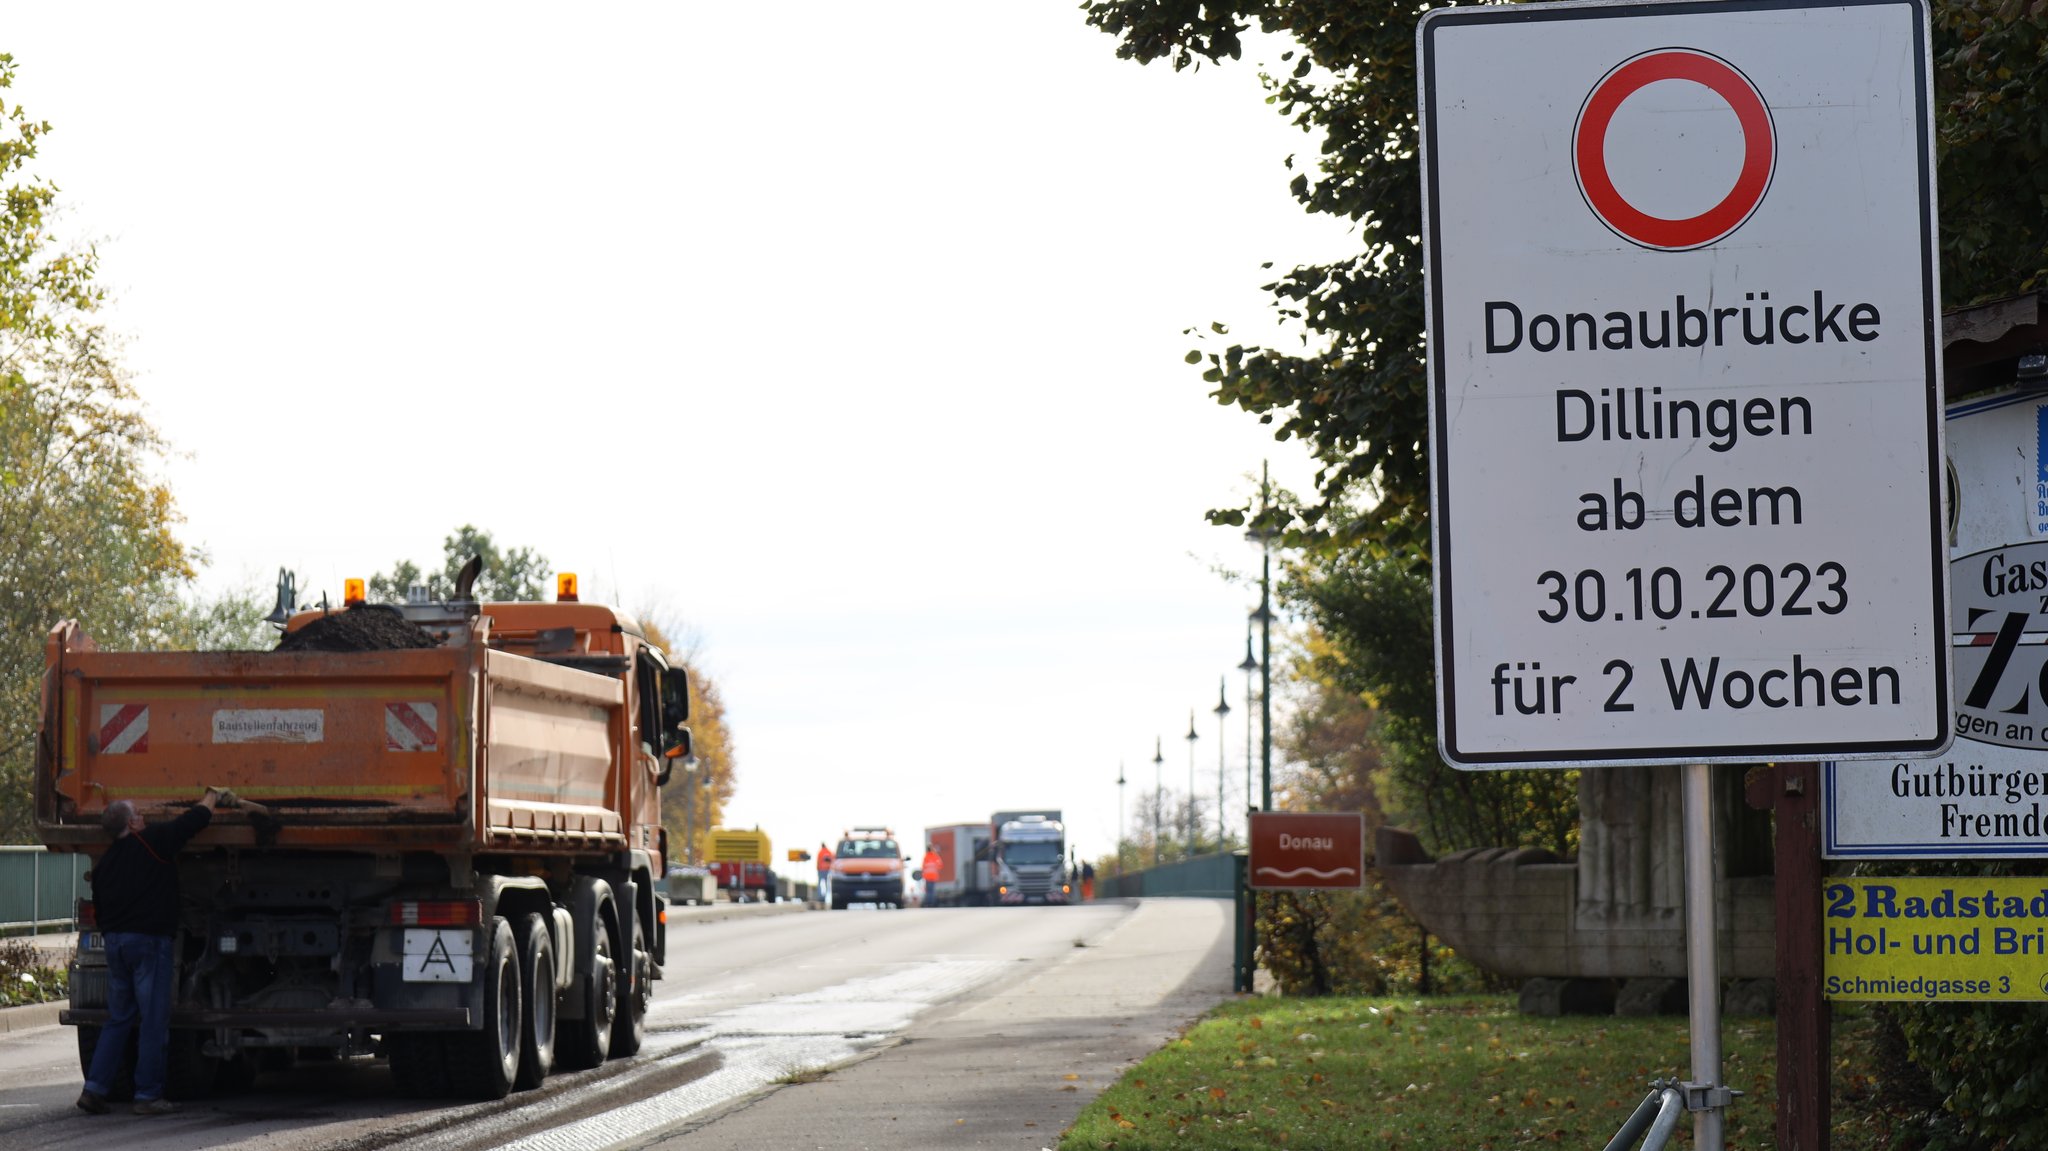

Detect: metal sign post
[1418, 0, 1946, 1144]
[1682, 762, 1731, 1148]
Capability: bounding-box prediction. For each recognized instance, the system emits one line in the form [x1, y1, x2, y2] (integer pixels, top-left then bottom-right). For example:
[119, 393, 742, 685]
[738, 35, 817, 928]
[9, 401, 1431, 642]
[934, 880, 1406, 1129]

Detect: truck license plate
[401, 928, 474, 983]
[855, 889, 877, 898]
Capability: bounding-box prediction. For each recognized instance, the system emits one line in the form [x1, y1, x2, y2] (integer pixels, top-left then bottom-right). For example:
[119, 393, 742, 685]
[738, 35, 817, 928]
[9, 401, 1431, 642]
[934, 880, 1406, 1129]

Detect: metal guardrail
[1099, 852, 1236, 899]
[0, 847, 88, 936]
[1601, 1082, 1686, 1151]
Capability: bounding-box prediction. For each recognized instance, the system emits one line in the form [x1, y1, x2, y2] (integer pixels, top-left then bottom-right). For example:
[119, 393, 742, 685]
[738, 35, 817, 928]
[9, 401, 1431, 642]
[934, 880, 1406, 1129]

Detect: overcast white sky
[5, 4, 1349, 866]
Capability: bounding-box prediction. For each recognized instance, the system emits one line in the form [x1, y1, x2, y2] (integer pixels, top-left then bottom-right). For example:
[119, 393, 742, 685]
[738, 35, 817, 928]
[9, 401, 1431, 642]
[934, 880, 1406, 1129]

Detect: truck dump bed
[35, 616, 628, 854]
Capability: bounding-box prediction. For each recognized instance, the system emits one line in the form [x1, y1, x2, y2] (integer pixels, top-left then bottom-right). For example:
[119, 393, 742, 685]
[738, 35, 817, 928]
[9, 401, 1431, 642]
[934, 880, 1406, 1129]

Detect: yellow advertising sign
[1824, 878, 2048, 1001]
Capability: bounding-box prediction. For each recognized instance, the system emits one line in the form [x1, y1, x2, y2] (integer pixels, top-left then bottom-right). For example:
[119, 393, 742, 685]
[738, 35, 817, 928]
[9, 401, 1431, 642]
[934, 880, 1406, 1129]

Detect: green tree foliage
[1286, 533, 1578, 857]
[367, 525, 551, 603]
[0, 58, 193, 842]
[1933, 0, 2048, 301]
[0, 330, 194, 841]
[1276, 644, 1385, 818]
[0, 55, 99, 347]
[1084, 0, 1431, 549]
[161, 582, 277, 652]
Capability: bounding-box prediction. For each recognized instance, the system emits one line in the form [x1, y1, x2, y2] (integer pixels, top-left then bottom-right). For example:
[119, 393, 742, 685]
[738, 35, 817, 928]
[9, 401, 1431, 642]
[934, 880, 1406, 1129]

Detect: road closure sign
[1420, 0, 1949, 767]
[1248, 812, 1364, 891]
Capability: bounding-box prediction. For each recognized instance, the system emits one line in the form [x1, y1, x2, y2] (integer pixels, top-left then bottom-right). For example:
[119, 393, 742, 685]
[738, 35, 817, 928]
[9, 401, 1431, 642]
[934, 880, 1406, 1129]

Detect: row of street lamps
[1118, 465, 1278, 869]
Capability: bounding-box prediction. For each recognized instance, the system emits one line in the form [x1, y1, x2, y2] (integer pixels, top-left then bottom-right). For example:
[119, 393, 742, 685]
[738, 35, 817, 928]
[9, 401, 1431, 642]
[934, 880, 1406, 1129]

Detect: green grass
[1061, 995, 1892, 1150]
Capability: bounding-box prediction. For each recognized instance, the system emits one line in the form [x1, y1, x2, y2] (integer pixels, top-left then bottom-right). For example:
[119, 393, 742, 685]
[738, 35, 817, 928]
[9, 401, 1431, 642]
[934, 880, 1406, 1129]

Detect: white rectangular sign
[212, 708, 325, 744]
[1420, 0, 1949, 767]
[401, 928, 474, 983]
[1828, 391, 2048, 857]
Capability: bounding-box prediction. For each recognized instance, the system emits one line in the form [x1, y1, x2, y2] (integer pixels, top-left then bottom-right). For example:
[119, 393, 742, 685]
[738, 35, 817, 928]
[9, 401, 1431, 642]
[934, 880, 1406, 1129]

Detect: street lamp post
[1247, 460, 1275, 811]
[1116, 760, 1127, 875]
[1185, 712, 1199, 855]
[1212, 678, 1231, 848]
[679, 754, 703, 864]
[1152, 737, 1165, 867]
[1238, 629, 1257, 829]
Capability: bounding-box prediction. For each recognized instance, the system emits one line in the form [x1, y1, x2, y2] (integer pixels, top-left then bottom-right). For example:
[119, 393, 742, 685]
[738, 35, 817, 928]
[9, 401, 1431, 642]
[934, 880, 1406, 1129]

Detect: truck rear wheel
[443, 917, 520, 1100]
[555, 897, 616, 1070]
[610, 916, 648, 1058]
[514, 912, 556, 1090]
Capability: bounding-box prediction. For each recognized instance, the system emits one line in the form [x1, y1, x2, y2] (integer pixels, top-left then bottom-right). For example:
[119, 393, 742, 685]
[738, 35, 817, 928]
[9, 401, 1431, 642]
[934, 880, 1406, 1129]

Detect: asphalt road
[0, 897, 1235, 1151]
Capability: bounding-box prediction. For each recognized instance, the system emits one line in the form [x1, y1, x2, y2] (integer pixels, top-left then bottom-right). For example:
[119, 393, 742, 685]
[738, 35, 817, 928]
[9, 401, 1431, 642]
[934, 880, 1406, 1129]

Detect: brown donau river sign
[1248, 812, 1364, 891]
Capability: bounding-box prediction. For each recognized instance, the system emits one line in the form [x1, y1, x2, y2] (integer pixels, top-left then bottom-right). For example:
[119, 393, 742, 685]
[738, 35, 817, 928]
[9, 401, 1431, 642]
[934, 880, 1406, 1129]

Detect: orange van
[827, 827, 905, 909]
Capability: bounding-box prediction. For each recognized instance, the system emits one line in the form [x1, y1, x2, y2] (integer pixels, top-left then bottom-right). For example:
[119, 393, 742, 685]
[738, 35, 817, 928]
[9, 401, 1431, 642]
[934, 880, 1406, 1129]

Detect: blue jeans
[84, 933, 174, 1101]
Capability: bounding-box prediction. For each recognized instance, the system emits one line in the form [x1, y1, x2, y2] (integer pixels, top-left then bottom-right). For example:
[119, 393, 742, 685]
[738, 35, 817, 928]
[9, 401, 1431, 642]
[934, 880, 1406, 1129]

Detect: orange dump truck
[33, 583, 690, 1101]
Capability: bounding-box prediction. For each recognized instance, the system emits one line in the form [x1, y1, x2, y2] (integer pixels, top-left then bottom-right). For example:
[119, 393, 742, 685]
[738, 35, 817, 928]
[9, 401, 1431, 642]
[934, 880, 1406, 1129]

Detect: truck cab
[992, 812, 1069, 905]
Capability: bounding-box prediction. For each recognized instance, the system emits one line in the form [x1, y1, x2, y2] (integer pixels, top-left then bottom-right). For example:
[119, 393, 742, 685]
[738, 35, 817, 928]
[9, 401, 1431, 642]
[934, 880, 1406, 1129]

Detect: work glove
[207, 787, 241, 809]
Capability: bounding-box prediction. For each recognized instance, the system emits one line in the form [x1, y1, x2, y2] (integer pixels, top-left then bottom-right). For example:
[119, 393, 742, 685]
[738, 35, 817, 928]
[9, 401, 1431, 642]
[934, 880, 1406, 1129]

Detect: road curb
[0, 1000, 64, 1034]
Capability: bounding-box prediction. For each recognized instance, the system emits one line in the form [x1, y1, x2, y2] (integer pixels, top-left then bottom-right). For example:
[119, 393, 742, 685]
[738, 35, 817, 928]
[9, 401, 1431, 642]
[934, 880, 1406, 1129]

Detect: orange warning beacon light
[343, 578, 366, 606]
[556, 573, 579, 602]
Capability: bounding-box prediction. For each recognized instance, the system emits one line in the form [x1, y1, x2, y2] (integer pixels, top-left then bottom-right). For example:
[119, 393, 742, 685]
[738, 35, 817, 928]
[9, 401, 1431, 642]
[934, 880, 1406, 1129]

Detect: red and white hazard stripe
[98, 704, 149, 755]
[385, 702, 439, 751]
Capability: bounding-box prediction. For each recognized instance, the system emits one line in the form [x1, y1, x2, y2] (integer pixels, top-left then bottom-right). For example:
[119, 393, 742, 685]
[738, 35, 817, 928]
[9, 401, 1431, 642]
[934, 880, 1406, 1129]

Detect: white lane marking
[487, 958, 1017, 1151]
[487, 1036, 864, 1151]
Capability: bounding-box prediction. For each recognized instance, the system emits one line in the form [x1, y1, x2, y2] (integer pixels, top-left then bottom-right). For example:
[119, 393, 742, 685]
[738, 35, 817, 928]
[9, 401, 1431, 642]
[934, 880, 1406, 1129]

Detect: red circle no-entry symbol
[1574, 48, 1775, 251]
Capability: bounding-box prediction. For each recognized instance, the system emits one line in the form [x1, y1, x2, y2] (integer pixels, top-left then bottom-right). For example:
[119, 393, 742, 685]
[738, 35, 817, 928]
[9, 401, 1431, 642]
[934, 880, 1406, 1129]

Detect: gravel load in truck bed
[275, 604, 439, 653]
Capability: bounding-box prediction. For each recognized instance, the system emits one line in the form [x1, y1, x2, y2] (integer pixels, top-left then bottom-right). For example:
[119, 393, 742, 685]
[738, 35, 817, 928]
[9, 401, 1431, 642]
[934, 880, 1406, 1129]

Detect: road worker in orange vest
[816, 842, 835, 905]
[920, 844, 943, 906]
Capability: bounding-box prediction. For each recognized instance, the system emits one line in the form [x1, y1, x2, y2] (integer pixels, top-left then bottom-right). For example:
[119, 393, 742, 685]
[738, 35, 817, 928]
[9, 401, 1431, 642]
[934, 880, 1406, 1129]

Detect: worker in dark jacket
[77, 786, 230, 1116]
